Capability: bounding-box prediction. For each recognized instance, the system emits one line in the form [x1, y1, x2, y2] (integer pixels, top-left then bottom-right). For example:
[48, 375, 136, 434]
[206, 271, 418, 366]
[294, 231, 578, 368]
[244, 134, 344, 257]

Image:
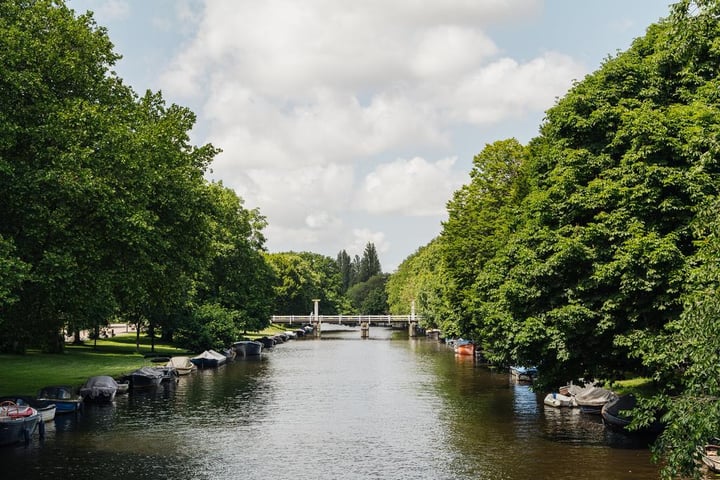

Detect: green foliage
[173, 303, 238, 353]
[388, 2, 720, 474]
[347, 274, 389, 314]
[266, 251, 349, 315]
[0, 1, 275, 355]
[386, 239, 455, 333]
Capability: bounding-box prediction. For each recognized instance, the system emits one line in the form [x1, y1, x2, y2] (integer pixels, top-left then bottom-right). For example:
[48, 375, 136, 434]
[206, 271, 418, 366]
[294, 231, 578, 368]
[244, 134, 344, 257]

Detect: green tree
[347, 274, 389, 314]
[0, 0, 130, 352]
[336, 249, 353, 293]
[195, 182, 274, 334]
[386, 239, 455, 333]
[358, 242, 382, 282]
[439, 139, 528, 340]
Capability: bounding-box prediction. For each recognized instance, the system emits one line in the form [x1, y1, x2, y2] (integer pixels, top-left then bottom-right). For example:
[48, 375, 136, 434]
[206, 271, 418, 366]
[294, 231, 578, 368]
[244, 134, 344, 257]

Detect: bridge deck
[272, 315, 418, 325]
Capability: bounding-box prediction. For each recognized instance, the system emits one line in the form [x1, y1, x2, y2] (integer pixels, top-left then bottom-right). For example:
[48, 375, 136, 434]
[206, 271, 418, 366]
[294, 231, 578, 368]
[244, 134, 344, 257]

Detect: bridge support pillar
[360, 321, 369, 338]
[409, 321, 417, 338]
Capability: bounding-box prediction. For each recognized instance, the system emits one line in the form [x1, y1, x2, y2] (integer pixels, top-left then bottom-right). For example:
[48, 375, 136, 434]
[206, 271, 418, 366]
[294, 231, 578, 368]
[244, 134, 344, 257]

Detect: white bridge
[272, 314, 418, 325]
[271, 314, 421, 337]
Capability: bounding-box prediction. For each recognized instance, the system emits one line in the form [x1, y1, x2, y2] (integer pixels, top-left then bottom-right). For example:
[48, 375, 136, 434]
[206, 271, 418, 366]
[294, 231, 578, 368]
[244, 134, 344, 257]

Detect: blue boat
[37, 385, 83, 414]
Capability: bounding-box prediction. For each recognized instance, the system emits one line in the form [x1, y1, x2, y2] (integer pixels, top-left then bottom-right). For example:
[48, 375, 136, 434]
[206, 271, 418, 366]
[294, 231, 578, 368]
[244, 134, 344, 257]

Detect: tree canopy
[0, 0, 274, 353]
[386, 1, 720, 475]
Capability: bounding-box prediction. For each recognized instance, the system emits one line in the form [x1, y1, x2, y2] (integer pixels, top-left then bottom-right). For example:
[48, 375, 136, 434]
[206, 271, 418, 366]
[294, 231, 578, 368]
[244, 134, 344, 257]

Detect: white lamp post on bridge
[312, 299, 321, 337]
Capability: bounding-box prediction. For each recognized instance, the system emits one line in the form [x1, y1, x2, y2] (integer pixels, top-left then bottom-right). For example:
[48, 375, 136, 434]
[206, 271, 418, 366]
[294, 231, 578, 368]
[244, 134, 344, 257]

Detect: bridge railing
[271, 315, 419, 325]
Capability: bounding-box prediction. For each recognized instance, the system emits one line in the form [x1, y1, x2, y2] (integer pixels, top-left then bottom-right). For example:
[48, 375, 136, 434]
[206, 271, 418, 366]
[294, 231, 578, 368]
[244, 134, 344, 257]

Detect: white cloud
[156, 0, 585, 265]
[90, 0, 130, 20]
[348, 229, 389, 257]
[356, 157, 464, 216]
[411, 26, 498, 78]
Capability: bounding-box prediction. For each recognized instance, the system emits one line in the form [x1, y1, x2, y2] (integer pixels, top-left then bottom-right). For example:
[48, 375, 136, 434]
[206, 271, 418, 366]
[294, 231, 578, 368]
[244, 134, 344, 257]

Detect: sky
[67, 0, 673, 272]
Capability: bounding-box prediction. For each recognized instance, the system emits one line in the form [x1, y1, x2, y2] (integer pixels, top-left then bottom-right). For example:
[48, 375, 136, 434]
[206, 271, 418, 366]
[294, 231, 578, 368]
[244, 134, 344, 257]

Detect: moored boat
[257, 336, 276, 349]
[79, 375, 118, 403]
[128, 367, 164, 388]
[153, 366, 179, 382]
[454, 340, 475, 356]
[510, 366, 538, 382]
[232, 340, 263, 357]
[601, 394, 663, 435]
[190, 349, 228, 368]
[37, 385, 83, 414]
[698, 443, 720, 473]
[0, 396, 55, 422]
[167, 356, 197, 375]
[574, 385, 616, 414]
[0, 401, 40, 446]
[543, 392, 577, 408]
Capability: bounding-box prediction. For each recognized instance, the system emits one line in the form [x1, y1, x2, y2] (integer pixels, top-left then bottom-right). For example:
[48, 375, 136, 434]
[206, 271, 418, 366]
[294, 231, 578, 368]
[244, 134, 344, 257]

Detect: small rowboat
[0, 401, 40, 446]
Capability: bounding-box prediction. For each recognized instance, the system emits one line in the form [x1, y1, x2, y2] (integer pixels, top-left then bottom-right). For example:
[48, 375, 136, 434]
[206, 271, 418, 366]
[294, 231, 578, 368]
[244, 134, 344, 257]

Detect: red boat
[454, 341, 475, 356]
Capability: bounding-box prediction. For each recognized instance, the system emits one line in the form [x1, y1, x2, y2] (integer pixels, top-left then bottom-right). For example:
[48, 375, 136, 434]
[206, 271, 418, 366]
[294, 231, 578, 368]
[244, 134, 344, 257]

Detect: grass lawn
[0, 324, 295, 397]
[0, 333, 192, 397]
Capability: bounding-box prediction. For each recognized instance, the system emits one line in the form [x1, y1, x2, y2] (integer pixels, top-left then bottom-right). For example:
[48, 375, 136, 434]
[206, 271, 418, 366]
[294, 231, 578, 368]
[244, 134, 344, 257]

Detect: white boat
[0, 396, 56, 422]
[543, 392, 577, 408]
[0, 401, 40, 446]
[166, 356, 197, 375]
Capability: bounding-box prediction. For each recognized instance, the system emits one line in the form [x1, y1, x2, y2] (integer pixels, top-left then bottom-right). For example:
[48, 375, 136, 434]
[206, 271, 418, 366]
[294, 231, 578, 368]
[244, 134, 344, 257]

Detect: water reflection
[0, 330, 660, 479]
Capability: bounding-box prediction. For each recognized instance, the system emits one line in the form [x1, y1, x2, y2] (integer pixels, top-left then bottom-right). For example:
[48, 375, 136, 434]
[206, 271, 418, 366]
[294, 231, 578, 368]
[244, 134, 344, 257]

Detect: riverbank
[0, 323, 297, 397]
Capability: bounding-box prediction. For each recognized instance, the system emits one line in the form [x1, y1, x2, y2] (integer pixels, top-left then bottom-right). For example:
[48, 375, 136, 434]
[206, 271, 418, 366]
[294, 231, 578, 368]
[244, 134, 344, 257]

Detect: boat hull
[80, 376, 118, 404]
[0, 403, 40, 446]
[37, 386, 83, 414]
[543, 393, 576, 408]
[510, 366, 537, 383]
[190, 350, 228, 368]
[454, 343, 475, 356]
[129, 367, 165, 388]
[232, 341, 263, 357]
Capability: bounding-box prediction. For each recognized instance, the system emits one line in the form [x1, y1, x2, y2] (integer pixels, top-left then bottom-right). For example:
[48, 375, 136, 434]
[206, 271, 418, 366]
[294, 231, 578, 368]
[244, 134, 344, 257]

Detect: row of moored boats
[0, 326, 312, 447]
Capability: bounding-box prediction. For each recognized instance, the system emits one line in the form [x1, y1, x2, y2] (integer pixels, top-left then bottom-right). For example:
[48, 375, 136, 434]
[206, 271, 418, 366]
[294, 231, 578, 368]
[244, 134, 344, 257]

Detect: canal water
[0, 327, 659, 479]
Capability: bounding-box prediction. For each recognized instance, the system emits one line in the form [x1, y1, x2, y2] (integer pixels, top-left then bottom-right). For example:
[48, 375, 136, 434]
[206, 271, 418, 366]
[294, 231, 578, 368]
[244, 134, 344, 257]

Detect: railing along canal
[271, 314, 419, 325]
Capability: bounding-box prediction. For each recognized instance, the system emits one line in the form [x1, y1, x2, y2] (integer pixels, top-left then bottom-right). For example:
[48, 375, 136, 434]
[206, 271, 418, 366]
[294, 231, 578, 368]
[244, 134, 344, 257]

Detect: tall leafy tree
[0, 0, 131, 351]
[386, 240, 454, 333]
[194, 182, 274, 335]
[440, 139, 528, 339]
[336, 249, 353, 293]
[358, 242, 382, 282]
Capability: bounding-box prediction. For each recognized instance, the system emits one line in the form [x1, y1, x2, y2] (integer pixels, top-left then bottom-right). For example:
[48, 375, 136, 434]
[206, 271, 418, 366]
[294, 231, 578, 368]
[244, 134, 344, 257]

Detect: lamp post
[312, 299, 321, 337]
[409, 300, 417, 337]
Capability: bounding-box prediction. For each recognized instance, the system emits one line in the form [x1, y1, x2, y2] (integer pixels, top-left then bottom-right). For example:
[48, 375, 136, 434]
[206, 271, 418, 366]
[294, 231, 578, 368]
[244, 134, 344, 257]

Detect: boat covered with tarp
[167, 356, 196, 375]
[79, 376, 118, 403]
[572, 384, 616, 414]
[190, 349, 227, 368]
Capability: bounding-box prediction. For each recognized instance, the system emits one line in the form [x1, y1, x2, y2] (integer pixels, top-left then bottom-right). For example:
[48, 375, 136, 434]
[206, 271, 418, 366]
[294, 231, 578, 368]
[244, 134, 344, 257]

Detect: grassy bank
[0, 333, 191, 396]
[0, 324, 297, 396]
